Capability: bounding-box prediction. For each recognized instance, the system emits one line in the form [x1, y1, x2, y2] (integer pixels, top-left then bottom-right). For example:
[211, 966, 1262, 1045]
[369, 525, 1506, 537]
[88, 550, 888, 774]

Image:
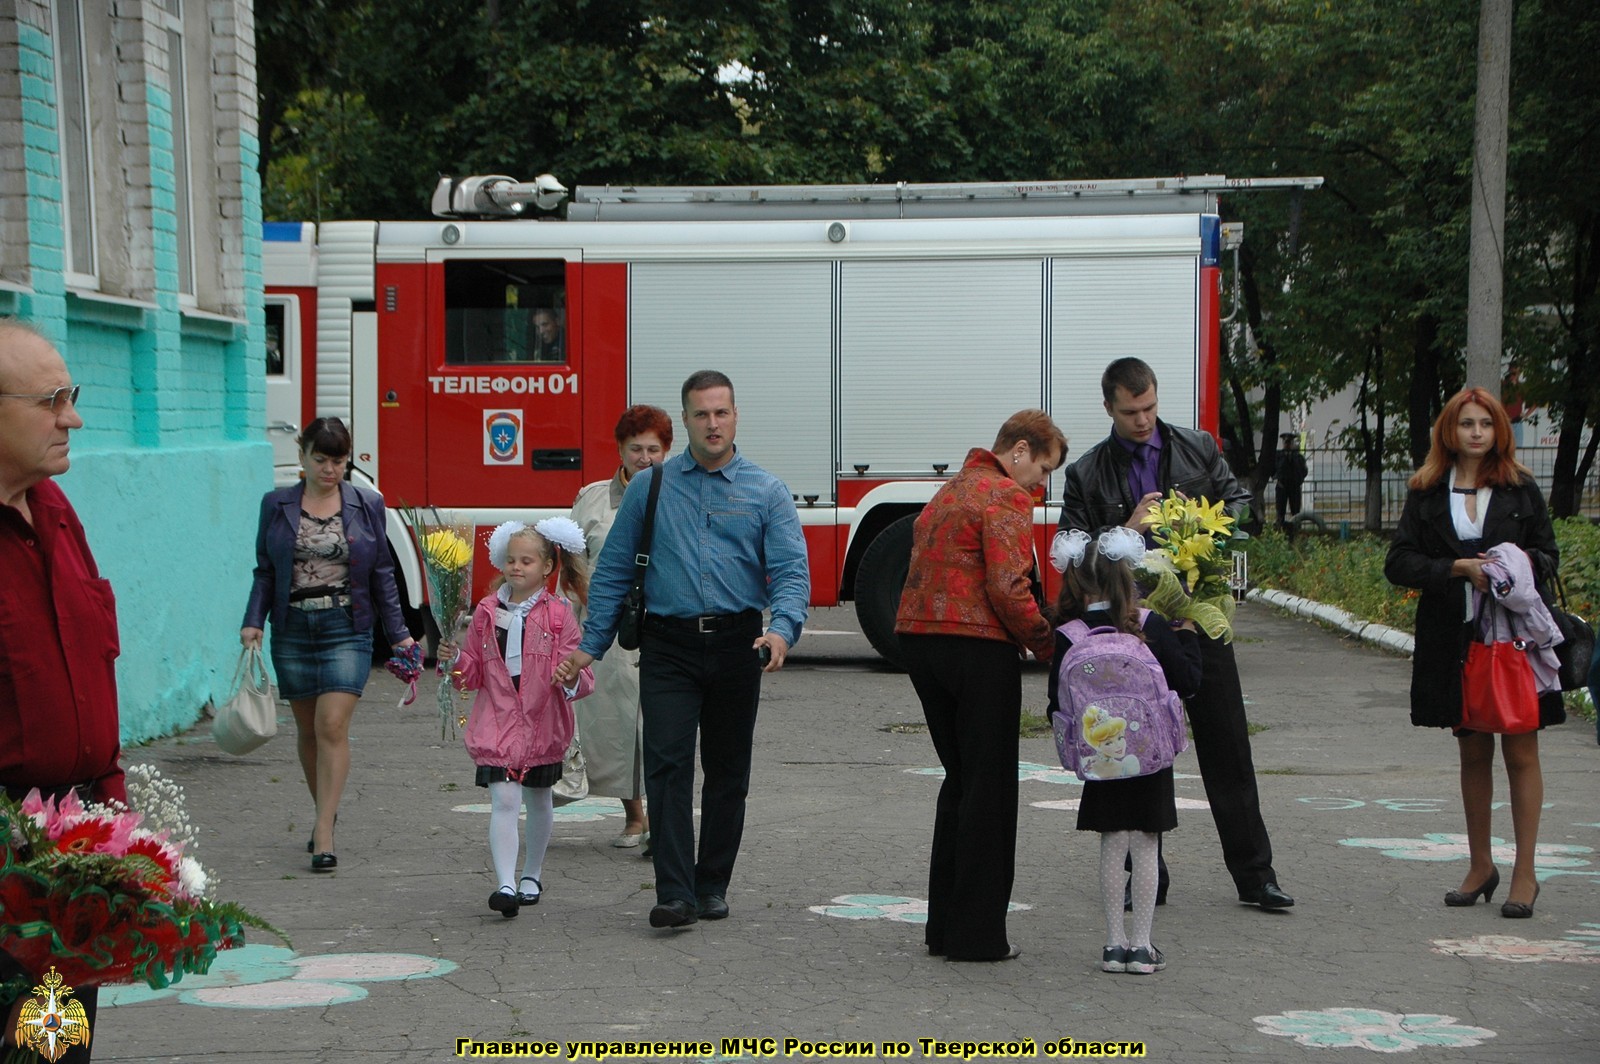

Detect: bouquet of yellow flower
[401, 504, 475, 738]
[1137, 492, 1239, 642]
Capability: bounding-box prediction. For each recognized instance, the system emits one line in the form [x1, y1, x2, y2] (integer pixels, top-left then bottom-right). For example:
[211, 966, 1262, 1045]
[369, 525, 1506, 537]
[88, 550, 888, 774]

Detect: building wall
[0, 1, 269, 742]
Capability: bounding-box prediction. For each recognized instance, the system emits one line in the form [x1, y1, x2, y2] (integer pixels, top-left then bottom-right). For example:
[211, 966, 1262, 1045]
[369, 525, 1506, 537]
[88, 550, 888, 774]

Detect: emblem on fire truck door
[484, 410, 523, 464]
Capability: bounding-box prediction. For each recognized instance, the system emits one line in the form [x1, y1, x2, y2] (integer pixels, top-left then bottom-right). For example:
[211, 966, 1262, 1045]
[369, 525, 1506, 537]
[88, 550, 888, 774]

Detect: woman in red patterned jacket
[895, 409, 1066, 962]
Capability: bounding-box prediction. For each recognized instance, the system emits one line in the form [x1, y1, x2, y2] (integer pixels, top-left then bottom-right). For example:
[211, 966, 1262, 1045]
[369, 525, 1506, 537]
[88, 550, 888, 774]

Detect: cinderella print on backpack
[1052, 611, 1188, 782]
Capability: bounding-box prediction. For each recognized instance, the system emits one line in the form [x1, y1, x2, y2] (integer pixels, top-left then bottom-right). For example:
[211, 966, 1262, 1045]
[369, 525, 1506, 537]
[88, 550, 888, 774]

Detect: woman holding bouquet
[1385, 387, 1562, 918]
[569, 405, 673, 847]
[894, 409, 1066, 961]
[241, 417, 414, 872]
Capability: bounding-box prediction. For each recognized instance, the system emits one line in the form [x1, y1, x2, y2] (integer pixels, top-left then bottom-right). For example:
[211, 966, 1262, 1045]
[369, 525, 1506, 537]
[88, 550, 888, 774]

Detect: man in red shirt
[0, 319, 122, 1061]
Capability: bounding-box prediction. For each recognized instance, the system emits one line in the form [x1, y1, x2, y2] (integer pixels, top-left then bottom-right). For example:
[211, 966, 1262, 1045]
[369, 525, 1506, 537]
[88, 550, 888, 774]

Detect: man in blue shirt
[556, 371, 810, 929]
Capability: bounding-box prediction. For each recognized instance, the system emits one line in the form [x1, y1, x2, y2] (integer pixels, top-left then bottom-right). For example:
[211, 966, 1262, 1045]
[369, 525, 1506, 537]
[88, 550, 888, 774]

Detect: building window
[152, 1, 194, 298]
[54, 0, 95, 284]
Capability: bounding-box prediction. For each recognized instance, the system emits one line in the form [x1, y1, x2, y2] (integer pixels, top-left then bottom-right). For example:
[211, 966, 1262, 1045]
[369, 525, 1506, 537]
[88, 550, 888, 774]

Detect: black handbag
[1551, 578, 1595, 692]
[615, 464, 663, 651]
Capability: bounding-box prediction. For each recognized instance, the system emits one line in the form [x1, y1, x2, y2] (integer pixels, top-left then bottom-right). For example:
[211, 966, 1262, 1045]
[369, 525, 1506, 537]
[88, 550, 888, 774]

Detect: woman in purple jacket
[241, 418, 413, 872]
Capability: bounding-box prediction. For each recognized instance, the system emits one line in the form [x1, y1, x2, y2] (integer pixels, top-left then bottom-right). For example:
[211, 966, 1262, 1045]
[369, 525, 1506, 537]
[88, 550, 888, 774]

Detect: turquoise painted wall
[12, 22, 270, 744]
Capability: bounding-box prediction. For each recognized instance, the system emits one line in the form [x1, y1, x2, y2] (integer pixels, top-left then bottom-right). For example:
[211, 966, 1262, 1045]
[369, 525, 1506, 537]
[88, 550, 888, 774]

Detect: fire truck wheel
[855, 513, 917, 670]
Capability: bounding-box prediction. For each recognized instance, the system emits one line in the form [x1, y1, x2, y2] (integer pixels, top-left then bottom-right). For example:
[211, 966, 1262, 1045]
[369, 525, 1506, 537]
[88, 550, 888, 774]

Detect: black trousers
[1275, 482, 1302, 527]
[638, 621, 764, 907]
[901, 634, 1021, 961]
[1187, 635, 1277, 893]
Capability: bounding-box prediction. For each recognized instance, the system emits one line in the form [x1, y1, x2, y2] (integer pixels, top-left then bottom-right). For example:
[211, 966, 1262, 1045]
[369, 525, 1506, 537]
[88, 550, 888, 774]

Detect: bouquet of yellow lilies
[401, 505, 475, 737]
[1137, 492, 1239, 642]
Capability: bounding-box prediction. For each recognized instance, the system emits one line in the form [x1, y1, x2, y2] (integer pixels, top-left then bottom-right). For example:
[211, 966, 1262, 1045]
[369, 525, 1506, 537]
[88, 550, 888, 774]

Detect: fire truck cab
[262, 175, 1316, 663]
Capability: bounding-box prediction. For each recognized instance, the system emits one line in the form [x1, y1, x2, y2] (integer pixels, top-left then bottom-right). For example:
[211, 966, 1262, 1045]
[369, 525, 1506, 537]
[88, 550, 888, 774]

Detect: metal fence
[1262, 446, 1600, 531]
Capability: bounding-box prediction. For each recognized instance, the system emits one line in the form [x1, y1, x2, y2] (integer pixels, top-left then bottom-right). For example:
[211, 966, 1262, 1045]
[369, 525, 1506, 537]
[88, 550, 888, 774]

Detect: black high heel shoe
[1500, 883, 1539, 919]
[311, 852, 337, 872]
[307, 813, 337, 853]
[1444, 867, 1499, 906]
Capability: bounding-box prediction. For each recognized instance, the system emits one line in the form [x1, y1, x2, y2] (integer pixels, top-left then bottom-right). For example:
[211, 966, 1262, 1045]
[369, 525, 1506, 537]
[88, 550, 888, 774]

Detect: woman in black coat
[1385, 387, 1561, 919]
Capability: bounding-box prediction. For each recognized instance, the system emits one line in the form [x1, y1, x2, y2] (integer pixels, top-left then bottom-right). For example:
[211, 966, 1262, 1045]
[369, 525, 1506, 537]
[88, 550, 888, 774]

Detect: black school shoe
[489, 887, 520, 918]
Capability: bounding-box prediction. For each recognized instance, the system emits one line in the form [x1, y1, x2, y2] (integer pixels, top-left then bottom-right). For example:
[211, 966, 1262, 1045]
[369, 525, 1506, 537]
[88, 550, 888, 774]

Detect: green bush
[1245, 520, 1600, 631]
[1554, 517, 1600, 618]
[1243, 529, 1416, 632]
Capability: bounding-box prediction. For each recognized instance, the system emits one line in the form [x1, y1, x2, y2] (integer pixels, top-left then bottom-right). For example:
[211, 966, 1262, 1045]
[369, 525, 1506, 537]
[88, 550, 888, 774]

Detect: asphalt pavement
[93, 601, 1600, 1063]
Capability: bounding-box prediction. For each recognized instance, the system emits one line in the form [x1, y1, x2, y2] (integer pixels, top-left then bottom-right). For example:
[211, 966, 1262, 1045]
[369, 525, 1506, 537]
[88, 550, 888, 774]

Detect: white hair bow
[1050, 528, 1091, 573]
[534, 516, 587, 556]
[1097, 526, 1146, 563]
[487, 521, 528, 571]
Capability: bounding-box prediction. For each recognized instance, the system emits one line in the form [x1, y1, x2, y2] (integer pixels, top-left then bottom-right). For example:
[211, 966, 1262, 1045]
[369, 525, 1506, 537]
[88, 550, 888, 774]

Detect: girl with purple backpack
[1047, 527, 1202, 974]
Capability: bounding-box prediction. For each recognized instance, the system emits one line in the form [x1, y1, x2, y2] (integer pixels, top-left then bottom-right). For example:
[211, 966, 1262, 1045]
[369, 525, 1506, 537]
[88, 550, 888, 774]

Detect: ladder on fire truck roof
[432, 173, 1324, 222]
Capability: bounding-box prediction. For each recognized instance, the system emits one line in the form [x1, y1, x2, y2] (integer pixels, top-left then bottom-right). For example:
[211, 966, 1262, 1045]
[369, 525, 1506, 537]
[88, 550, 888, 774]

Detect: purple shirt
[1115, 423, 1163, 504]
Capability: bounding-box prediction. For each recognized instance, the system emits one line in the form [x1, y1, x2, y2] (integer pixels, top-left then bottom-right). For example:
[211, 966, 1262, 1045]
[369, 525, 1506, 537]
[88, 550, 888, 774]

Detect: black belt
[4, 780, 94, 803]
[645, 609, 762, 634]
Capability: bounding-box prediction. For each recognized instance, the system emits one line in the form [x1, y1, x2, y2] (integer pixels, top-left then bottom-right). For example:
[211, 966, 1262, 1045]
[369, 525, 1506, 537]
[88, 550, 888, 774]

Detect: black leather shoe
[310, 852, 337, 872]
[1239, 882, 1294, 908]
[649, 900, 698, 928]
[697, 895, 729, 921]
[489, 888, 519, 918]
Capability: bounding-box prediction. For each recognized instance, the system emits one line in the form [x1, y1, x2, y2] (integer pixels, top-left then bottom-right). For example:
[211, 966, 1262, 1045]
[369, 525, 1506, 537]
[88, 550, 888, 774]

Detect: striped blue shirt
[578, 448, 810, 656]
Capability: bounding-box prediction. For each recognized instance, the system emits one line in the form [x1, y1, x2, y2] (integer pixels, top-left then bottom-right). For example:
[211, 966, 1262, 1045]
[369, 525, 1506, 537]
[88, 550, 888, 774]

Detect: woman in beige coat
[569, 405, 673, 847]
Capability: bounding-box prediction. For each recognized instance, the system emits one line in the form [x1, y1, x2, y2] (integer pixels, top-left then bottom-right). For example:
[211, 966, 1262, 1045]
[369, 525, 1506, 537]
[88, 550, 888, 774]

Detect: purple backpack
[1052, 610, 1188, 782]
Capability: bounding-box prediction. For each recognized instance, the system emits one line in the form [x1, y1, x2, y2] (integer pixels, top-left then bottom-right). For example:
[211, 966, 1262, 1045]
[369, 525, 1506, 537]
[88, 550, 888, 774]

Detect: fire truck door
[424, 253, 585, 510]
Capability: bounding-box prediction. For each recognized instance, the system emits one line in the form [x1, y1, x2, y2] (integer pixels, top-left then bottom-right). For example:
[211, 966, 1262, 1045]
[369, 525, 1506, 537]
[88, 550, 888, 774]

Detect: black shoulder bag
[615, 465, 663, 651]
[1551, 576, 1595, 692]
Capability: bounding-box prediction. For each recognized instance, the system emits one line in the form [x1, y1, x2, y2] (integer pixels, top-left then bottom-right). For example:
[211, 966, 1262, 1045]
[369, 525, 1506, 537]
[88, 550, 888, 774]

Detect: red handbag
[1460, 599, 1540, 735]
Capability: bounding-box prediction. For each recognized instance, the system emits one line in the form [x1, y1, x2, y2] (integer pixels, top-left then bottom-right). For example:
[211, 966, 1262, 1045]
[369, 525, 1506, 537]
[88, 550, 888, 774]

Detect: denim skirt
[269, 605, 373, 701]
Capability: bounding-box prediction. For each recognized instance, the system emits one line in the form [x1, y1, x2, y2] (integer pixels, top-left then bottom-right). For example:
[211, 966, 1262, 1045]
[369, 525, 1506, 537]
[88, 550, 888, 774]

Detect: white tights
[488, 780, 554, 892]
[1100, 830, 1161, 949]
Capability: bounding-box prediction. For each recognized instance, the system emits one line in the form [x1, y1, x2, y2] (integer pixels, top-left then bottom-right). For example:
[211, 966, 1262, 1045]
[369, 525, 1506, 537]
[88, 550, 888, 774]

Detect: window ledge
[65, 289, 157, 331]
[0, 280, 29, 316]
[179, 306, 245, 341]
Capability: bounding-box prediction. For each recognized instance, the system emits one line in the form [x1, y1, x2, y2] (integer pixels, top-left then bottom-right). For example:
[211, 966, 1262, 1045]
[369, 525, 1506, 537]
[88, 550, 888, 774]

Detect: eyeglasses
[0, 384, 81, 413]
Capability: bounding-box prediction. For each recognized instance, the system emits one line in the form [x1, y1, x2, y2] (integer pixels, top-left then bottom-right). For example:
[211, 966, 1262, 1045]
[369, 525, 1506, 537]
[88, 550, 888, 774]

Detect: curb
[1246, 587, 1416, 656]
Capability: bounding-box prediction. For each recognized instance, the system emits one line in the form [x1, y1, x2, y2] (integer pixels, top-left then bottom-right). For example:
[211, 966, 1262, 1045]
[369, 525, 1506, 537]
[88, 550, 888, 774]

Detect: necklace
[1450, 486, 1479, 495]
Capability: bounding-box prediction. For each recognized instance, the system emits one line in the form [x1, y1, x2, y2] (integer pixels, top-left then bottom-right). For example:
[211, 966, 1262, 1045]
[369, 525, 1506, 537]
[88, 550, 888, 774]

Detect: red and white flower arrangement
[0, 766, 272, 990]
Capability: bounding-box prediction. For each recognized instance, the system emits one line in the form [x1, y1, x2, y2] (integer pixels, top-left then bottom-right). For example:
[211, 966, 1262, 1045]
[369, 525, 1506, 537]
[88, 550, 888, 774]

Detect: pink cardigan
[454, 592, 595, 772]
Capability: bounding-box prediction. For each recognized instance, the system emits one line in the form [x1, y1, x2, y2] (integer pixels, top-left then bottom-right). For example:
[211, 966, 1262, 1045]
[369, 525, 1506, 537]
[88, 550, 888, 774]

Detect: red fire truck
[261, 174, 1318, 662]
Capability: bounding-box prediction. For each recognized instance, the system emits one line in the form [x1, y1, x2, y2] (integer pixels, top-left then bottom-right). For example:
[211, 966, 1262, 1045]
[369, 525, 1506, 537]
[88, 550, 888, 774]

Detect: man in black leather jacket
[1060, 357, 1294, 910]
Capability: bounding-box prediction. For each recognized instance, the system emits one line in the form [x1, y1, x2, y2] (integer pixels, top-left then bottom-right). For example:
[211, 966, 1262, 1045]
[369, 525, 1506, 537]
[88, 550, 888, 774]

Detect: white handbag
[214, 647, 279, 754]
[550, 729, 589, 806]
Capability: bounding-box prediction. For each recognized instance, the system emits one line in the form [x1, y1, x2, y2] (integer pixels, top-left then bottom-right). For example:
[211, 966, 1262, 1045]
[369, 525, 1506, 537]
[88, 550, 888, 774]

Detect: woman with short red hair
[895, 408, 1066, 961]
[569, 405, 674, 847]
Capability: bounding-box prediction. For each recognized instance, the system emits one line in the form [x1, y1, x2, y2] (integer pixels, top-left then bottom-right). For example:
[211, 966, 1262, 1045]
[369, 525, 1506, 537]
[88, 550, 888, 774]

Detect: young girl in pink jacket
[440, 518, 594, 918]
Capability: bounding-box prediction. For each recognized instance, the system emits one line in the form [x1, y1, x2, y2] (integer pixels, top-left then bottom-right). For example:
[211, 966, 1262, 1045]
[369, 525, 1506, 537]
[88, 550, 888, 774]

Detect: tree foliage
[255, 0, 1600, 514]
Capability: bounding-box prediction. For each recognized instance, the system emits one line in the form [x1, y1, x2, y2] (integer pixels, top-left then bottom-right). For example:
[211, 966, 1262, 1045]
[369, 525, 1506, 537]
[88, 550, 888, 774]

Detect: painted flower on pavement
[101, 944, 457, 1009]
[1254, 1008, 1495, 1052]
[453, 795, 626, 823]
[809, 894, 1031, 924]
[907, 762, 1081, 786]
[1339, 832, 1592, 871]
[1565, 922, 1600, 945]
[1432, 933, 1600, 964]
